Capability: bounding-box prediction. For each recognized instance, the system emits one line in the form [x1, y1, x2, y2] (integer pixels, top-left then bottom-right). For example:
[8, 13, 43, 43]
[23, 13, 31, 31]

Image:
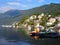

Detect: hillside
[0, 3, 60, 25]
[26, 3, 60, 16]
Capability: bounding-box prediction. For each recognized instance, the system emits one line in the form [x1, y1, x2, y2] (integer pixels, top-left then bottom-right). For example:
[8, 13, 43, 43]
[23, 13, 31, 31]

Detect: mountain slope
[26, 3, 60, 16]
[0, 3, 60, 25]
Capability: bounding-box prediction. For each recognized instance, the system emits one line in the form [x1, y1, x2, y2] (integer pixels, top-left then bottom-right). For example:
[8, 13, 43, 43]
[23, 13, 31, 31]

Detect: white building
[1, 25, 12, 28]
[40, 13, 44, 17]
[29, 16, 34, 20]
[46, 22, 53, 26]
[48, 15, 51, 17]
[57, 23, 60, 26]
[29, 15, 36, 20]
[33, 15, 37, 19]
[40, 26, 44, 30]
[34, 20, 40, 23]
[48, 18, 56, 23]
[46, 17, 56, 26]
[38, 15, 42, 19]
[12, 24, 15, 28]
[35, 23, 40, 28]
[27, 25, 31, 30]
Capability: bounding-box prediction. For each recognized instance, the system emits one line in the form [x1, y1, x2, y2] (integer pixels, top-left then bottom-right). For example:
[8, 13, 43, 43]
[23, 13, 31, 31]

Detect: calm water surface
[0, 38, 34, 45]
[0, 27, 60, 45]
[0, 27, 34, 45]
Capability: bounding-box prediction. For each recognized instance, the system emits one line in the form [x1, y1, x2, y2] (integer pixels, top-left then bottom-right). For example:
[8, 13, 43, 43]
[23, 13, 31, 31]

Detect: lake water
[0, 38, 34, 45]
[0, 27, 34, 45]
[0, 27, 60, 45]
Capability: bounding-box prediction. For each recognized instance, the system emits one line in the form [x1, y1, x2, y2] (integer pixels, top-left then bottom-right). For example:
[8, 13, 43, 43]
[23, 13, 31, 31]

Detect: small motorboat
[29, 32, 60, 39]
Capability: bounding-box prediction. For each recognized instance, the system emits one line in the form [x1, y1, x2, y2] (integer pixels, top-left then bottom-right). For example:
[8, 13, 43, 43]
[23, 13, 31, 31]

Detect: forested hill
[0, 3, 60, 25]
[25, 3, 60, 16]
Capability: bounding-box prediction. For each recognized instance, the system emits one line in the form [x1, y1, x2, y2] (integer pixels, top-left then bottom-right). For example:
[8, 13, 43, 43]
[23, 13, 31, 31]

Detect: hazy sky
[0, 0, 60, 13]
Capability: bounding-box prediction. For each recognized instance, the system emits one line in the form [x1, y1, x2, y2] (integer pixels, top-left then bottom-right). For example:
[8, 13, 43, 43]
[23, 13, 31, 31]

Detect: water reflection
[0, 27, 34, 45]
[0, 27, 60, 45]
[0, 38, 34, 45]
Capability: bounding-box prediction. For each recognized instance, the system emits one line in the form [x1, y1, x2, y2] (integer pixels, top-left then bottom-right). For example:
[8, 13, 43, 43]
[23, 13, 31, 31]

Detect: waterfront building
[40, 13, 44, 17]
[48, 18, 56, 23]
[27, 25, 31, 30]
[46, 22, 53, 26]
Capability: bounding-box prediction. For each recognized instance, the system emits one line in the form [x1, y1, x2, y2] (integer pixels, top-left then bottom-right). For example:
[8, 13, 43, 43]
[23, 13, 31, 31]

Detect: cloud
[0, 6, 14, 13]
[0, 4, 28, 13]
[20, 4, 28, 8]
[38, 0, 44, 2]
[8, 2, 20, 6]
[17, 0, 32, 2]
[8, 2, 28, 7]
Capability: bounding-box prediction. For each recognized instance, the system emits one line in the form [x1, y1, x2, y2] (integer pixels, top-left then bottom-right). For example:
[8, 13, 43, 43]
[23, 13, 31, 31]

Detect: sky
[0, 0, 60, 13]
